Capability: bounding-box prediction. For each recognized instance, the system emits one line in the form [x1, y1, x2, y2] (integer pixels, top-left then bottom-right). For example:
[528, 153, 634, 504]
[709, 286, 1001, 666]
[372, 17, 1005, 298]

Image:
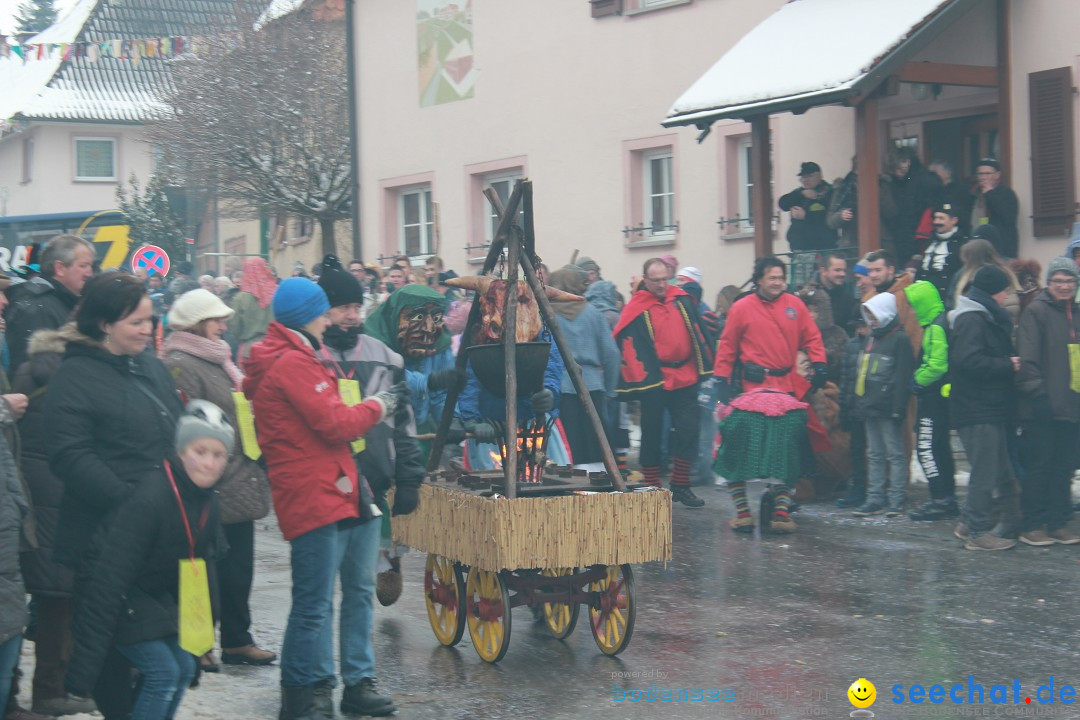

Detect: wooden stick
[432, 200, 442, 259]
[424, 182, 526, 472]
[519, 250, 625, 490]
[569, 249, 579, 265]
[503, 189, 522, 499]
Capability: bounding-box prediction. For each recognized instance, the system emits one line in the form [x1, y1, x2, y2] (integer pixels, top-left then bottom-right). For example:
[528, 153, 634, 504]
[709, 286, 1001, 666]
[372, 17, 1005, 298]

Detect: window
[484, 172, 524, 244]
[21, 137, 33, 184]
[624, 0, 691, 14]
[736, 136, 754, 233]
[643, 148, 675, 238]
[74, 137, 116, 181]
[399, 186, 434, 256]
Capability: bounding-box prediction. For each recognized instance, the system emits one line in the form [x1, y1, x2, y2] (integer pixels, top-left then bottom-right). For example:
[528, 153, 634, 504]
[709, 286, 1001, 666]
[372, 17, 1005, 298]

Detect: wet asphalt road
[357, 483, 1078, 720]
[117, 481, 1079, 720]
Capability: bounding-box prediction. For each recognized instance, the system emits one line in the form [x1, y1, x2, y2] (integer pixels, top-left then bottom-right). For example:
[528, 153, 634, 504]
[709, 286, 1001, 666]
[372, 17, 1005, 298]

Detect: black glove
[910, 379, 925, 396]
[1031, 394, 1053, 421]
[392, 485, 420, 516]
[715, 377, 732, 406]
[530, 389, 555, 414]
[428, 368, 462, 391]
[446, 417, 467, 444]
[469, 421, 498, 443]
[810, 362, 828, 391]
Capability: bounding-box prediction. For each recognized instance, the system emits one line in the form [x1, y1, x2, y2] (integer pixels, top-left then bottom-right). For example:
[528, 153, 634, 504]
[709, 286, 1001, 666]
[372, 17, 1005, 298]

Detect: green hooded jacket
[903, 280, 949, 391]
[363, 284, 451, 356]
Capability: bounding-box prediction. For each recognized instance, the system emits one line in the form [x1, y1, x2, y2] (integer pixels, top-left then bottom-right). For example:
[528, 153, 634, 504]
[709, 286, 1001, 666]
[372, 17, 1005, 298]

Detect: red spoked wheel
[424, 554, 466, 647]
[588, 564, 636, 656]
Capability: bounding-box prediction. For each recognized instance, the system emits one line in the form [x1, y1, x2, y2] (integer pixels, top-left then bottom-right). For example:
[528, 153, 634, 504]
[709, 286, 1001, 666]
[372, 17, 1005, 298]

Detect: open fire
[485, 417, 554, 483]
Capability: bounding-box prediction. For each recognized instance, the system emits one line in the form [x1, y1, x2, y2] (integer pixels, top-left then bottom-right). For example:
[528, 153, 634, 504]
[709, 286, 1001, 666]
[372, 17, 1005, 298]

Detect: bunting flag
[0, 35, 205, 63]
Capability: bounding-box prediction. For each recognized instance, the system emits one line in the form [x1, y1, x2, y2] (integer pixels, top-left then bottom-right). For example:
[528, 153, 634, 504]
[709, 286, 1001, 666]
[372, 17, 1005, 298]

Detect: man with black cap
[947, 264, 1022, 550]
[313, 255, 425, 716]
[971, 158, 1019, 258]
[917, 203, 967, 299]
[778, 162, 837, 252]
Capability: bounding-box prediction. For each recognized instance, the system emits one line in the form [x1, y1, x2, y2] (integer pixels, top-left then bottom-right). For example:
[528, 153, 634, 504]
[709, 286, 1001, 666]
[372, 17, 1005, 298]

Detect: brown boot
[222, 645, 277, 666]
[730, 516, 755, 534]
[769, 517, 797, 534]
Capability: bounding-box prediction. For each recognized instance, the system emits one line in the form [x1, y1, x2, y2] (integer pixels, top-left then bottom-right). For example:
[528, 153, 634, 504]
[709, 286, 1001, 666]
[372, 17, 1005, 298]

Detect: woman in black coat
[43, 273, 183, 719]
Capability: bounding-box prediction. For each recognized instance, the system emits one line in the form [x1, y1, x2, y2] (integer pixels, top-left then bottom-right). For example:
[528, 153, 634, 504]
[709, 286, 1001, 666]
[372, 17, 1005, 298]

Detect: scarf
[324, 325, 361, 353]
[161, 330, 244, 390]
[547, 268, 588, 321]
[240, 257, 277, 309]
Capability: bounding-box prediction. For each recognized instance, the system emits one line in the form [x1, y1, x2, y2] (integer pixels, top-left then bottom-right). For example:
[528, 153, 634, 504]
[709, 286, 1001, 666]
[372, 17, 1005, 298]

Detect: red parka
[243, 322, 386, 540]
[714, 291, 826, 399]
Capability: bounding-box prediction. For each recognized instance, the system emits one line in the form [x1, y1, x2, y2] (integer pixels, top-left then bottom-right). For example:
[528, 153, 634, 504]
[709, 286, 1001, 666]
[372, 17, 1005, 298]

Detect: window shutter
[590, 0, 622, 18]
[1029, 67, 1076, 237]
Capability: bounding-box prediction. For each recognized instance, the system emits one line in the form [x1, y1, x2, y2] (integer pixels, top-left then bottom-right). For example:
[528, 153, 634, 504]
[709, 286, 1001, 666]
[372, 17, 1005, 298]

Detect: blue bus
[0, 209, 133, 274]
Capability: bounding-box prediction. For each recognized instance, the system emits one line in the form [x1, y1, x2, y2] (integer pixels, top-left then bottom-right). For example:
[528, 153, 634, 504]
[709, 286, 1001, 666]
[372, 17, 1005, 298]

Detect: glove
[446, 417, 467, 445]
[530, 389, 555, 414]
[427, 368, 462, 391]
[1031, 394, 1053, 421]
[469, 421, 498, 443]
[715, 378, 732, 406]
[809, 362, 828, 391]
[392, 485, 420, 516]
[371, 382, 410, 420]
[911, 379, 926, 396]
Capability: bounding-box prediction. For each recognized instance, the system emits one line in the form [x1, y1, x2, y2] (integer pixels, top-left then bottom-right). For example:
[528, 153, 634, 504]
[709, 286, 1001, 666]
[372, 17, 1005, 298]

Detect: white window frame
[73, 137, 117, 182]
[483, 171, 524, 245]
[736, 136, 754, 233]
[625, 0, 692, 15]
[398, 185, 434, 258]
[642, 148, 675, 239]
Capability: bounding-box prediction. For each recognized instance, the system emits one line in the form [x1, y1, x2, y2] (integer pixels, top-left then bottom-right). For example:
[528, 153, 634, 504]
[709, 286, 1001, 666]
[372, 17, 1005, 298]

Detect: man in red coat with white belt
[614, 258, 714, 507]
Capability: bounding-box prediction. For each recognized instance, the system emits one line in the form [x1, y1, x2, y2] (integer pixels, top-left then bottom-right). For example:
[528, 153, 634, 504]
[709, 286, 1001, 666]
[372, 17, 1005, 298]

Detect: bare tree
[148, 7, 350, 257]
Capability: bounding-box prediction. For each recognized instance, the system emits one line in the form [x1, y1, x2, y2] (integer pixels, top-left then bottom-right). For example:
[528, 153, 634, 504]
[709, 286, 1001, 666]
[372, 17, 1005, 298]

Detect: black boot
[907, 497, 958, 521]
[671, 486, 705, 508]
[340, 678, 396, 717]
[313, 680, 335, 719]
[279, 685, 317, 720]
[835, 482, 866, 508]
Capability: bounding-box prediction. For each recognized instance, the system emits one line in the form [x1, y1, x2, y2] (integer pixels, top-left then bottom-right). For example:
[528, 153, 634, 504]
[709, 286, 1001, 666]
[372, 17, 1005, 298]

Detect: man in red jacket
[714, 257, 828, 531]
[614, 258, 713, 507]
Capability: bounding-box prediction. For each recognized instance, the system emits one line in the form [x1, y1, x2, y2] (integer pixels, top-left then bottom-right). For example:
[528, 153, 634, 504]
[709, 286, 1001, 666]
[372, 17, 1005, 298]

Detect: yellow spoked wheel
[588, 564, 636, 656]
[465, 567, 512, 663]
[424, 554, 466, 647]
[540, 567, 580, 640]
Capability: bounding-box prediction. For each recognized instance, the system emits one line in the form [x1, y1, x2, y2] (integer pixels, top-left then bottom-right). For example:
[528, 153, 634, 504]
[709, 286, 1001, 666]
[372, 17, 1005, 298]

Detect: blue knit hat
[273, 277, 330, 329]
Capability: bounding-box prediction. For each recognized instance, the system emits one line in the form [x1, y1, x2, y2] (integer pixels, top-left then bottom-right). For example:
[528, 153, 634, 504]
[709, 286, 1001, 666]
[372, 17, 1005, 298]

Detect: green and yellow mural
[417, 0, 475, 107]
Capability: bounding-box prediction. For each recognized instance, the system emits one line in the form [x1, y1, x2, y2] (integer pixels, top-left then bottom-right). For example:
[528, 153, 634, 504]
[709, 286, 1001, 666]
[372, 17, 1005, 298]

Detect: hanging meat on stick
[444, 275, 584, 345]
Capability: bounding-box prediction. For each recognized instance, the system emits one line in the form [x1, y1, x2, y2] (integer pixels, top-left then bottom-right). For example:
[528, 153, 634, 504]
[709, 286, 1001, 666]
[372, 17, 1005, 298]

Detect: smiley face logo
[848, 678, 876, 709]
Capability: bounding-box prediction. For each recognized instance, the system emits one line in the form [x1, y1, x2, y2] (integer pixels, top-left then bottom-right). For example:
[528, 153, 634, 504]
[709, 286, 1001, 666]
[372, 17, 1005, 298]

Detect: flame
[488, 450, 502, 469]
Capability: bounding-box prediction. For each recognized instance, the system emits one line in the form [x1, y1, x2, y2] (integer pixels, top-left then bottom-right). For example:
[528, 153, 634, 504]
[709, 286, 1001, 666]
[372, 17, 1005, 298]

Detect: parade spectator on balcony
[778, 162, 837, 252]
[928, 159, 972, 234]
[882, 147, 941, 267]
[971, 158, 1019, 258]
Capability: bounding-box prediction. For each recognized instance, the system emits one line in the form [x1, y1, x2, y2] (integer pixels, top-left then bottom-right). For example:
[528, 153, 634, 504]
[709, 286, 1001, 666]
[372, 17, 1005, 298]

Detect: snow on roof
[1, 0, 241, 125]
[256, 0, 307, 29]
[664, 0, 954, 126]
[0, 0, 99, 122]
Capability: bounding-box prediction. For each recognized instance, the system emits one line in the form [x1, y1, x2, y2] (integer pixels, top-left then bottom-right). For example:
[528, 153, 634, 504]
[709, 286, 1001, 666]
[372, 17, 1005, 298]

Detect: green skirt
[713, 408, 809, 487]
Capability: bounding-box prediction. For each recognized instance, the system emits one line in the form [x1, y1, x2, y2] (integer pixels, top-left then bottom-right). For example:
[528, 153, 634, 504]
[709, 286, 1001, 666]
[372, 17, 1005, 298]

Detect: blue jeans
[115, 636, 195, 720]
[0, 635, 22, 714]
[281, 518, 380, 688]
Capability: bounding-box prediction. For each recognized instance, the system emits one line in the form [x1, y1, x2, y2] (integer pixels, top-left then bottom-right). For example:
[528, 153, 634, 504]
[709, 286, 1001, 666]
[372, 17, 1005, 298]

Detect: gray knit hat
[1046, 256, 1078, 283]
[175, 399, 235, 456]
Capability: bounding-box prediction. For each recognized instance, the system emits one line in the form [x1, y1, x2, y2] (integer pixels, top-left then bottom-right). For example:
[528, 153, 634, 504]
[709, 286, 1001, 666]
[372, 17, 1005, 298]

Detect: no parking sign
[131, 245, 171, 276]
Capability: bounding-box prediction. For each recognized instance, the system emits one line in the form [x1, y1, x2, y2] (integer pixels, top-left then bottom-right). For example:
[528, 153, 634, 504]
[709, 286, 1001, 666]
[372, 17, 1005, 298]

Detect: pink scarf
[240, 257, 277, 309]
[161, 330, 244, 390]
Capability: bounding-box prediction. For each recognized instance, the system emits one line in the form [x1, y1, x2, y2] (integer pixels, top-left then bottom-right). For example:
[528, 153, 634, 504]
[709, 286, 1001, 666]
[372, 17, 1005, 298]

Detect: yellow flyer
[178, 559, 214, 656]
[232, 391, 262, 461]
[338, 379, 366, 454]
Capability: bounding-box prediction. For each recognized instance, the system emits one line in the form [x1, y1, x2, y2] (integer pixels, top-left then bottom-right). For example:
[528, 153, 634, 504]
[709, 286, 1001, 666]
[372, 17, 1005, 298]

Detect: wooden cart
[401, 181, 673, 662]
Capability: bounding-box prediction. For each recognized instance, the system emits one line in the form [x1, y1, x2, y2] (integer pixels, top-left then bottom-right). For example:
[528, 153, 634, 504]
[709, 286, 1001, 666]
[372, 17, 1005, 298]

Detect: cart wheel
[465, 567, 512, 663]
[588, 564, 636, 656]
[540, 567, 580, 640]
[424, 554, 466, 647]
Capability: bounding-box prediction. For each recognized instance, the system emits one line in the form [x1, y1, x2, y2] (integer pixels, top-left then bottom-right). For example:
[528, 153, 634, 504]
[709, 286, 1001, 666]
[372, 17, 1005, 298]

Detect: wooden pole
[424, 182, 526, 473]
[432, 200, 442, 260]
[750, 115, 774, 258]
[519, 251, 626, 491]
[996, 0, 1012, 186]
[855, 96, 881, 257]
[503, 211, 521, 499]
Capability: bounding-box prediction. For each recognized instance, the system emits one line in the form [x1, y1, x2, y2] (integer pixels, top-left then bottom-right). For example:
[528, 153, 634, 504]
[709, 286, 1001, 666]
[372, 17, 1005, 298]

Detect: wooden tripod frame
[424, 180, 625, 498]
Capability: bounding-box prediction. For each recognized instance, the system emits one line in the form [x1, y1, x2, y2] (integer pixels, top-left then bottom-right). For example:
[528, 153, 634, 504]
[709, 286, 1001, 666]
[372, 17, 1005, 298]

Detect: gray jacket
[554, 303, 621, 396]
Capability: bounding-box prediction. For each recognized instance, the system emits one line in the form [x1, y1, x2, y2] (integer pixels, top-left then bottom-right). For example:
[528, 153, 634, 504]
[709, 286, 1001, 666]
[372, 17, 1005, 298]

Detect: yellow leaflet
[178, 559, 214, 656]
[232, 392, 261, 461]
[338, 379, 367, 454]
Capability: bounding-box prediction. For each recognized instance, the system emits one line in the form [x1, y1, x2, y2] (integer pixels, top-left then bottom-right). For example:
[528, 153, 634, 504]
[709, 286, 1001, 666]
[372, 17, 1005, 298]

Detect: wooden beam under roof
[899, 61, 999, 87]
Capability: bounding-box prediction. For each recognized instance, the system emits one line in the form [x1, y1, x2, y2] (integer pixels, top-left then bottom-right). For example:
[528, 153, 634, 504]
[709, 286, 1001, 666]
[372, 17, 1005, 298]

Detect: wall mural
[417, 0, 475, 107]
